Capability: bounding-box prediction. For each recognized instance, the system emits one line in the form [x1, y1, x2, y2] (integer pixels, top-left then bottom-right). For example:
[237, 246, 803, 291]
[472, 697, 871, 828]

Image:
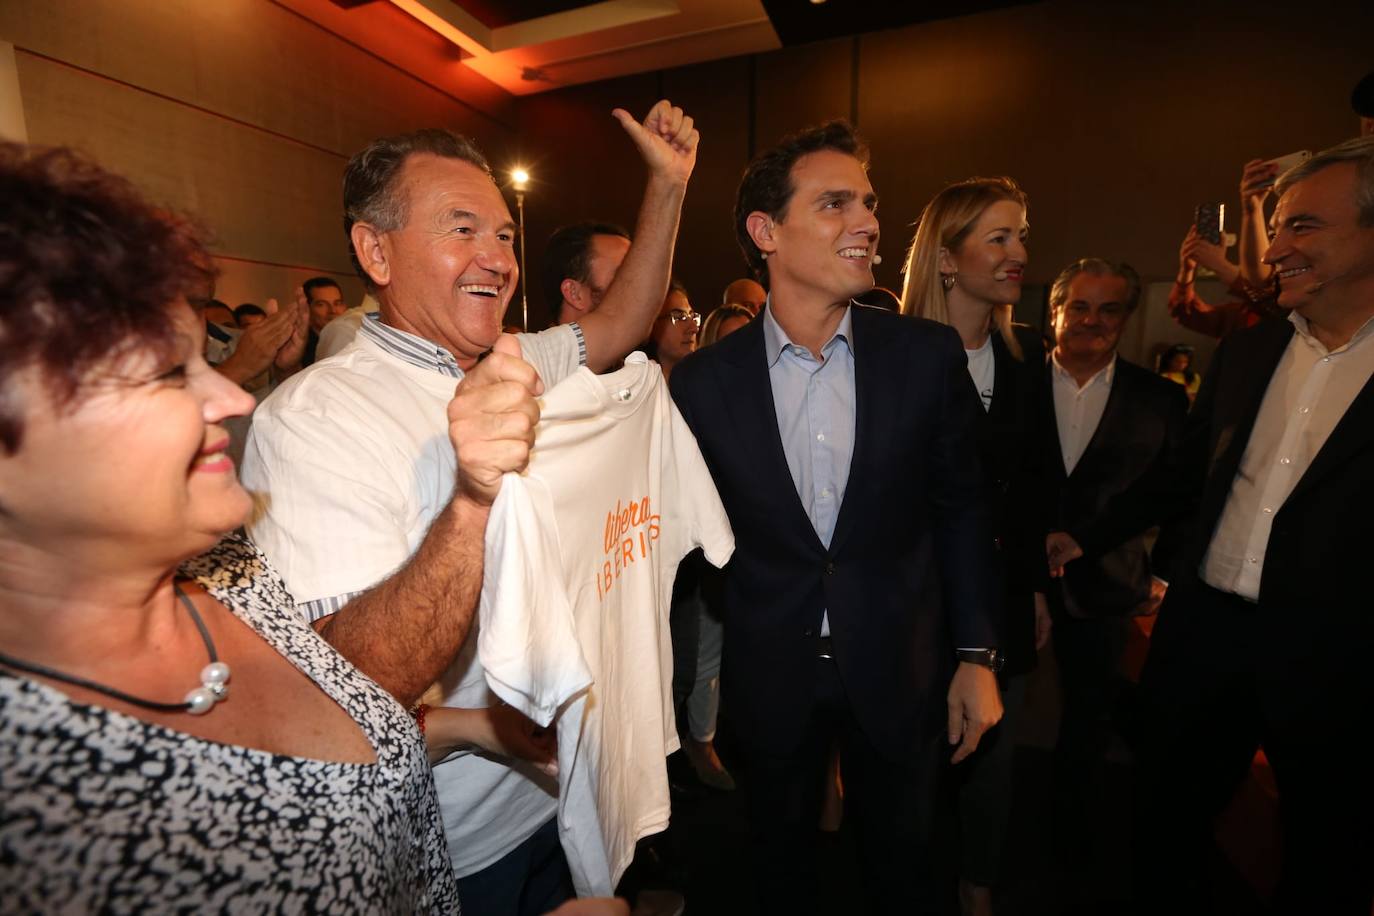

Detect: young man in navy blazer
[669, 121, 1002, 914]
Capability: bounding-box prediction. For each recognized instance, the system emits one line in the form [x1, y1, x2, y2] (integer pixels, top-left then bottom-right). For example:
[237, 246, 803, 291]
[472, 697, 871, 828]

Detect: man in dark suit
[1037, 259, 1188, 887]
[669, 121, 1002, 914]
[1134, 137, 1374, 914]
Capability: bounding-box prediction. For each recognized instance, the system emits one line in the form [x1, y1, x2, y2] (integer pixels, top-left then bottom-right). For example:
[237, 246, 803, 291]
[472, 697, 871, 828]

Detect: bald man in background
[723, 277, 767, 315]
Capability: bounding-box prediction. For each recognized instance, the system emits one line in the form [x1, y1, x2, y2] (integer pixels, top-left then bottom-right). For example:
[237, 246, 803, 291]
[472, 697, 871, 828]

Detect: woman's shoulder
[179, 532, 297, 619]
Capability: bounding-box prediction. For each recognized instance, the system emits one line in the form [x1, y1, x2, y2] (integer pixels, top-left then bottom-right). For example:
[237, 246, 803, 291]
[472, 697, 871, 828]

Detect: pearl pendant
[184, 662, 231, 714]
[185, 686, 219, 715]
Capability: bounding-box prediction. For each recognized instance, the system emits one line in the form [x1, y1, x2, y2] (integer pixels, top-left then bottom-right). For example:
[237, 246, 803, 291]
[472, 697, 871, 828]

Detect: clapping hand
[216, 288, 308, 385]
[264, 286, 309, 373]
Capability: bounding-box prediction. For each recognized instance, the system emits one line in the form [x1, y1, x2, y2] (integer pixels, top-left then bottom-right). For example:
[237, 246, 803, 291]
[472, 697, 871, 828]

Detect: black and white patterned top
[0, 534, 459, 914]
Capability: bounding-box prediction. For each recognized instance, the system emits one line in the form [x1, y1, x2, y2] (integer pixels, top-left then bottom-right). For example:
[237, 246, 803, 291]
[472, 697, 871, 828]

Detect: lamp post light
[511, 167, 530, 330]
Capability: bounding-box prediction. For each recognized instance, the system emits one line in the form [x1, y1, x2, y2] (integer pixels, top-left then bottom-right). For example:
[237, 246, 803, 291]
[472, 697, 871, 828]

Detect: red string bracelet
[409, 702, 429, 736]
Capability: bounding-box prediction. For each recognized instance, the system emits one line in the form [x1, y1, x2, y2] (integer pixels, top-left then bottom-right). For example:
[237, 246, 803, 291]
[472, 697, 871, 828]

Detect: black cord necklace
[0, 584, 231, 715]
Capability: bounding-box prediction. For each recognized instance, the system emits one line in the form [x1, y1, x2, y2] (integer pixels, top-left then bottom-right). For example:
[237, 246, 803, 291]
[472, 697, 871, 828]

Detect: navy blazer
[1041, 356, 1188, 618]
[978, 325, 1052, 674]
[669, 305, 998, 760]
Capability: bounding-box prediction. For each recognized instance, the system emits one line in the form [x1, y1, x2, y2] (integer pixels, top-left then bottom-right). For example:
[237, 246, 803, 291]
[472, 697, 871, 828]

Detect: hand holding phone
[1194, 202, 1225, 246]
[1255, 150, 1312, 190]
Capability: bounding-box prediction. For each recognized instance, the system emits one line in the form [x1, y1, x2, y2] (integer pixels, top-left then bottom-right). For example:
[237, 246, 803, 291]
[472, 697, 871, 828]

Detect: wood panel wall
[0, 0, 515, 309]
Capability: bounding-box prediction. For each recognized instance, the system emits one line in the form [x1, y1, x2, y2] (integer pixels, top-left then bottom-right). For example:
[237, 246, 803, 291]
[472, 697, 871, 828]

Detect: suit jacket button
[825, 561, 836, 575]
[802, 628, 815, 638]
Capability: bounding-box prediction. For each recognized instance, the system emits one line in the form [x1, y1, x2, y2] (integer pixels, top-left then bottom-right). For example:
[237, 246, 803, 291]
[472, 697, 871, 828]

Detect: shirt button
[1279, 457, 1291, 465]
[1299, 407, 1310, 414]
[1247, 557, 1258, 564]
[1323, 356, 1331, 362]
[817, 433, 826, 442]
[820, 488, 831, 498]
[825, 561, 836, 575]
[1262, 507, 1273, 514]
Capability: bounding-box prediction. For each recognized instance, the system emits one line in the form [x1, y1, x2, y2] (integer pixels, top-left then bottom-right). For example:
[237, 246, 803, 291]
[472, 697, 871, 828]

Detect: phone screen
[1195, 203, 1224, 245]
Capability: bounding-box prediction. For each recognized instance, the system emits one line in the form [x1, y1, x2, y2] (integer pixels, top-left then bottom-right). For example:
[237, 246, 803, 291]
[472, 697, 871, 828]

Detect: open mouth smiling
[459, 283, 502, 298]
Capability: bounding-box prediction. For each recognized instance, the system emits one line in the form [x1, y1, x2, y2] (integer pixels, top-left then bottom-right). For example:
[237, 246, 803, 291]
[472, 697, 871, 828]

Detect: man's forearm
[316, 496, 490, 706]
[580, 174, 687, 371]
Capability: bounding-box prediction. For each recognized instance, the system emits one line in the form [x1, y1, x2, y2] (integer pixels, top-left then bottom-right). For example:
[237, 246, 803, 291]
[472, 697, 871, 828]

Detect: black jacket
[1041, 356, 1189, 618]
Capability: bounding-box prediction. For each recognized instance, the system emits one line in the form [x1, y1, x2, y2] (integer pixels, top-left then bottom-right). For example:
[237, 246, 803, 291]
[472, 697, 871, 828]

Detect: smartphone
[1195, 202, 1225, 245]
[1258, 150, 1312, 188]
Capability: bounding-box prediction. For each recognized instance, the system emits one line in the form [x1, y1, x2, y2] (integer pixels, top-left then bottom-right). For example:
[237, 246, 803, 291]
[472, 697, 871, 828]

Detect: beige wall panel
[0, 41, 26, 142]
[212, 257, 364, 315]
[0, 0, 512, 158]
[19, 54, 350, 278]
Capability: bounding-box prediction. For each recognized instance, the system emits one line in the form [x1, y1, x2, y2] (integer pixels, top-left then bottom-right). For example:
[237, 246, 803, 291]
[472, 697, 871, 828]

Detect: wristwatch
[956, 648, 1004, 673]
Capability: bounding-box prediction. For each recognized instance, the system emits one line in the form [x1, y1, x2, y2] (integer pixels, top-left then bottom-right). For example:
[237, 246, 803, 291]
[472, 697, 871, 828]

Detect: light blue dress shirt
[762, 304, 857, 637]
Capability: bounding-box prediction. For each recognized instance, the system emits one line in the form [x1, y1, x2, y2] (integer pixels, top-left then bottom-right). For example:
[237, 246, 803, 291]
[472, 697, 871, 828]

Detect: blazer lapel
[1284, 365, 1374, 506]
[1041, 361, 1070, 484]
[828, 306, 888, 556]
[987, 331, 1016, 426]
[1065, 359, 1128, 482]
[720, 317, 827, 554]
[1209, 321, 1295, 481]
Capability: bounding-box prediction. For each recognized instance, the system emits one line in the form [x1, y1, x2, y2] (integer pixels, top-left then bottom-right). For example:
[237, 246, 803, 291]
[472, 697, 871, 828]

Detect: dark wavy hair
[0, 143, 213, 454]
[734, 120, 869, 286]
[541, 221, 630, 323]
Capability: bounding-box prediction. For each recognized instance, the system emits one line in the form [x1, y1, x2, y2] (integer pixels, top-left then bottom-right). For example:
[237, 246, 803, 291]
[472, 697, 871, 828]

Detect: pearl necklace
[0, 584, 231, 715]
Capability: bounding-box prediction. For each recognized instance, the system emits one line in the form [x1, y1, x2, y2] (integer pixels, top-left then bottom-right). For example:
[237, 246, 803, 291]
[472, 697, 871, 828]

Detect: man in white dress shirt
[1135, 136, 1374, 914]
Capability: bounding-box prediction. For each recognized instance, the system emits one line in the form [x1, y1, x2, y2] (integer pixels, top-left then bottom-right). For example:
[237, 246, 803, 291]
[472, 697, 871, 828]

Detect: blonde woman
[699, 303, 753, 347]
[900, 177, 1052, 916]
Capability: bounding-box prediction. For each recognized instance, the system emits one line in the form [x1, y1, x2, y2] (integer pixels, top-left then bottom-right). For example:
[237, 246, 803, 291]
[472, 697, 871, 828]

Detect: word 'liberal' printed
[596, 496, 660, 601]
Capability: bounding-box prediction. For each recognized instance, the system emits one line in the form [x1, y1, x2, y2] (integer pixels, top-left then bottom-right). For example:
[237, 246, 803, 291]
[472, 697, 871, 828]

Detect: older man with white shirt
[242, 101, 698, 915]
[1135, 135, 1374, 914]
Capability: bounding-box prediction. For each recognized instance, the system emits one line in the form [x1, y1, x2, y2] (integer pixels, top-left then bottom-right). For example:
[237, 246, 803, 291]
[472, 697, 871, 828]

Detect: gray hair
[1049, 258, 1141, 312]
[1274, 135, 1374, 227]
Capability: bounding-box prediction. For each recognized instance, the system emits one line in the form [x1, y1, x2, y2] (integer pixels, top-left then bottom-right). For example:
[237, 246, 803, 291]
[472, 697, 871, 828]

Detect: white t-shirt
[479, 353, 734, 896]
[965, 336, 996, 413]
[240, 320, 581, 877]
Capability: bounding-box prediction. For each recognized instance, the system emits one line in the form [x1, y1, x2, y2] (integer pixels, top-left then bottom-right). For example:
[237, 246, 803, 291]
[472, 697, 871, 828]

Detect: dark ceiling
[760, 0, 1040, 46]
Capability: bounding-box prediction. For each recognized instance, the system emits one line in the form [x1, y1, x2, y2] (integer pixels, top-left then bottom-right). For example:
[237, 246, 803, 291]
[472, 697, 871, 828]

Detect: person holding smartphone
[1167, 223, 1281, 339]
